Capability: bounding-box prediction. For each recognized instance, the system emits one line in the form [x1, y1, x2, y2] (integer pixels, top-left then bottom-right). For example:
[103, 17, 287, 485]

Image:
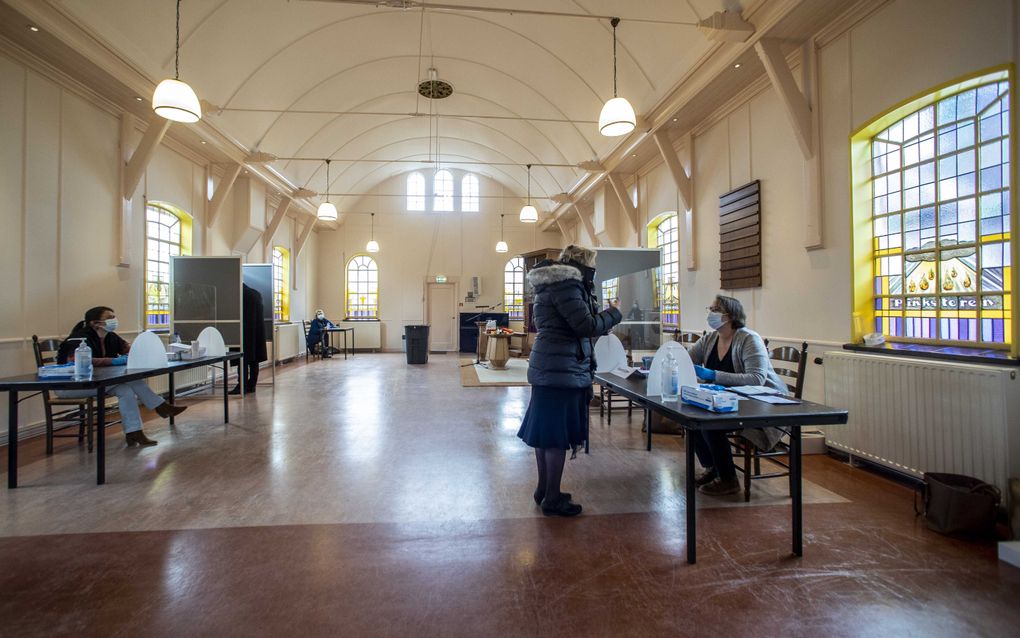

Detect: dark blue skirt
[517, 386, 589, 450]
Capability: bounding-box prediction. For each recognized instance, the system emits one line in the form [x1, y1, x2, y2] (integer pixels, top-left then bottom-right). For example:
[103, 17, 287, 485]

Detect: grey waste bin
[404, 325, 429, 364]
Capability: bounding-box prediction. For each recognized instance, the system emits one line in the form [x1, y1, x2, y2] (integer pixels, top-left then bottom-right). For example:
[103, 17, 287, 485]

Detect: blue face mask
[706, 312, 727, 330]
[101, 318, 119, 333]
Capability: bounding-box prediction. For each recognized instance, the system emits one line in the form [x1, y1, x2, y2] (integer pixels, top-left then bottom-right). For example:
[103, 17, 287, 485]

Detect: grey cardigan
[688, 327, 787, 451]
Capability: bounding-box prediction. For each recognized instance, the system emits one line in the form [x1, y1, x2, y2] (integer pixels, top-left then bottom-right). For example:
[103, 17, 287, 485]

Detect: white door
[427, 284, 457, 351]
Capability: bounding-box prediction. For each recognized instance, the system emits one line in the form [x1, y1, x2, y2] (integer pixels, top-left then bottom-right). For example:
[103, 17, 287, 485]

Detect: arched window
[407, 172, 425, 211]
[648, 213, 679, 328]
[346, 255, 379, 319]
[504, 257, 525, 320]
[272, 246, 290, 322]
[852, 69, 1013, 347]
[433, 169, 454, 211]
[601, 278, 619, 309]
[461, 174, 480, 212]
[145, 202, 192, 329]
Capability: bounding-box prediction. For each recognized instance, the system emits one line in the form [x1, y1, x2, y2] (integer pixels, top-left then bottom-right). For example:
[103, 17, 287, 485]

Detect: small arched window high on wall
[461, 174, 480, 212]
[851, 68, 1014, 349]
[504, 257, 525, 320]
[346, 255, 379, 319]
[407, 172, 425, 211]
[433, 169, 454, 211]
[272, 246, 290, 322]
[145, 201, 192, 329]
[648, 213, 679, 329]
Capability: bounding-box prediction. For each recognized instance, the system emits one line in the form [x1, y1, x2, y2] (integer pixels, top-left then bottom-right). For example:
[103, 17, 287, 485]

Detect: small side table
[486, 334, 511, 370]
[475, 322, 490, 363]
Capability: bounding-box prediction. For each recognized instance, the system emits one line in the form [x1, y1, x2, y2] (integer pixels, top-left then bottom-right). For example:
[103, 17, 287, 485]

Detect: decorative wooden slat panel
[719, 180, 761, 289]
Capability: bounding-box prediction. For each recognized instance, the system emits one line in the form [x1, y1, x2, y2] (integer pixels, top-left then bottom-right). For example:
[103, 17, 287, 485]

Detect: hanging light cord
[174, 0, 181, 80]
[324, 159, 330, 197]
[371, 212, 375, 239]
[526, 164, 532, 204]
[611, 17, 620, 98]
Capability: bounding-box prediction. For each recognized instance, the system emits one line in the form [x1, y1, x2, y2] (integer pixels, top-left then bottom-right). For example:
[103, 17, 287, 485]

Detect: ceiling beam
[122, 115, 170, 200]
[263, 196, 293, 248]
[207, 164, 243, 228]
[652, 130, 692, 211]
[572, 203, 599, 247]
[755, 38, 813, 159]
[606, 173, 639, 233]
[293, 217, 317, 259]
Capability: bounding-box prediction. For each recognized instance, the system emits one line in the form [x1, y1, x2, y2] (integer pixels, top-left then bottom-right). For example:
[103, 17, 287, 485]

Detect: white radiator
[823, 351, 1020, 493]
[335, 320, 381, 350]
[274, 323, 304, 362]
[147, 366, 216, 395]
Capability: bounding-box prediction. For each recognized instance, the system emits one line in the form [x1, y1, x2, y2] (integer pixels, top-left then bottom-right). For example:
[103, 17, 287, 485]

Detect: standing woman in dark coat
[518, 245, 622, 516]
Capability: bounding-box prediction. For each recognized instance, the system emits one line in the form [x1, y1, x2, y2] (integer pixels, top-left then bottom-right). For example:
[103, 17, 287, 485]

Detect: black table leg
[791, 425, 803, 556]
[8, 391, 18, 488]
[96, 386, 105, 486]
[343, 331, 348, 360]
[686, 426, 696, 564]
[646, 408, 652, 451]
[584, 407, 590, 455]
[223, 364, 229, 423]
[168, 372, 176, 427]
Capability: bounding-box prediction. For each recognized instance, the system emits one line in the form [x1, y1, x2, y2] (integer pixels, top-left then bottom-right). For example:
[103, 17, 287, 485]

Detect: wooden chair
[302, 320, 322, 362]
[31, 336, 94, 454]
[729, 341, 808, 502]
[674, 330, 704, 347]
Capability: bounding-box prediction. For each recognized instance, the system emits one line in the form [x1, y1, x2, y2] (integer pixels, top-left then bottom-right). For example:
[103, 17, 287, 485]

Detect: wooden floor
[1, 354, 1017, 637]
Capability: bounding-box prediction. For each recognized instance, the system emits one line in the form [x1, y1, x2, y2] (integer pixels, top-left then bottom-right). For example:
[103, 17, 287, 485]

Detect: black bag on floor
[915, 472, 1000, 536]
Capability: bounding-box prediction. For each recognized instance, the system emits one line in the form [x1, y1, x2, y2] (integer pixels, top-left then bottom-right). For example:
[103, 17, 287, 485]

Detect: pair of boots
[124, 402, 187, 447]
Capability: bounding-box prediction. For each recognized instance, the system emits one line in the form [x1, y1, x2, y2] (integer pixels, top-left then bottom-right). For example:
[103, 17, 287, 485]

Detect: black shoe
[533, 489, 572, 506]
[695, 468, 718, 486]
[541, 494, 582, 517]
[699, 476, 741, 496]
[228, 386, 241, 395]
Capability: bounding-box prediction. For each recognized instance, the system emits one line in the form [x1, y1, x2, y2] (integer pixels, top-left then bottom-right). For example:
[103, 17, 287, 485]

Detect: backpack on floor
[914, 472, 1000, 536]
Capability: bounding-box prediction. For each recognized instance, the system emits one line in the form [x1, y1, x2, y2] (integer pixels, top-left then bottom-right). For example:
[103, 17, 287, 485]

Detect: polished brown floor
[1, 354, 1017, 637]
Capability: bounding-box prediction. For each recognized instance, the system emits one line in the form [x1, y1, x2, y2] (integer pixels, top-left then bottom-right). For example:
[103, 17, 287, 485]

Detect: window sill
[342, 318, 380, 322]
[842, 341, 1019, 367]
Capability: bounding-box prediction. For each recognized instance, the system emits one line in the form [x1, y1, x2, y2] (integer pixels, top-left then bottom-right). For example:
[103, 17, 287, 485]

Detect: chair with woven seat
[32, 335, 94, 454]
[729, 341, 808, 502]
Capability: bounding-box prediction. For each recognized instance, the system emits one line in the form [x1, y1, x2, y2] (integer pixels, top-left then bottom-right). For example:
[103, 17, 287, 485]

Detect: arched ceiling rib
[55, 0, 726, 200]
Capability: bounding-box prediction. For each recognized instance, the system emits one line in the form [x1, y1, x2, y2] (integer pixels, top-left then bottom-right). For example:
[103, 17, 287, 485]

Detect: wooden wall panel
[719, 180, 761, 289]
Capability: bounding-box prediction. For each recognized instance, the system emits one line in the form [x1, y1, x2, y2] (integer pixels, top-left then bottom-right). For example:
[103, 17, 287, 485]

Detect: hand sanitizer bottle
[73, 338, 93, 380]
[660, 351, 679, 401]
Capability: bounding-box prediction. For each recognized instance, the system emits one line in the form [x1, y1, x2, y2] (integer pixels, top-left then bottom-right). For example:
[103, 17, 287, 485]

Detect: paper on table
[730, 385, 779, 395]
[609, 366, 643, 379]
[750, 394, 800, 405]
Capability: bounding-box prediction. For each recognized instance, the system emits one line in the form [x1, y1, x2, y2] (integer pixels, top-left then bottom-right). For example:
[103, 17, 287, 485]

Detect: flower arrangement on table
[485, 327, 514, 336]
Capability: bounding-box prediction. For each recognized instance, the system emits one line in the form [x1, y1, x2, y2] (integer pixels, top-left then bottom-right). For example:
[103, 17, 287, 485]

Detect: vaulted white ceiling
[53, 0, 736, 211]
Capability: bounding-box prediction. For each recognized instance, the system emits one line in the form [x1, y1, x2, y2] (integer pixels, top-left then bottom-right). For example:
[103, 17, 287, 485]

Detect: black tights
[534, 447, 567, 502]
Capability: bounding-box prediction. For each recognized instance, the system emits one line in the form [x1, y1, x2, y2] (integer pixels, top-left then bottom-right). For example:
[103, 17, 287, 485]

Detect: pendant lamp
[317, 159, 338, 221]
[598, 18, 635, 137]
[496, 214, 509, 253]
[519, 164, 538, 223]
[153, 0, 202, 123]
[366, 213, 380, 253]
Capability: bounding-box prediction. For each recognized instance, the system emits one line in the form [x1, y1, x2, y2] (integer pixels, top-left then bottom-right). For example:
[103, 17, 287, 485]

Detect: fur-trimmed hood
[527, 262, 582, 287]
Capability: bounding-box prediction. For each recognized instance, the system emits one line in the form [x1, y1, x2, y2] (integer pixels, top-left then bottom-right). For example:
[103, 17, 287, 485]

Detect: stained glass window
[433, 170, 454, 211]
[272, 246, 290, 322]
[407, 172, 425, 211]
[504, 257, 524, 320]
[461, 174, 479, 212]
[346, 255, 379, 319]
[650, 214, 679, 328]
[145, 202, 191, 329]
[601, 278, 619, 309]
[871, 78, 1011, 344]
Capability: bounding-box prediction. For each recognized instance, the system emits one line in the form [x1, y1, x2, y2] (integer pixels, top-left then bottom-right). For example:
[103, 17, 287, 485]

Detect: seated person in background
[56, 306, 186, 447]
[626, 300, 643, 321]
[306, 309, 335, 358]
[687, 295, 787, 497]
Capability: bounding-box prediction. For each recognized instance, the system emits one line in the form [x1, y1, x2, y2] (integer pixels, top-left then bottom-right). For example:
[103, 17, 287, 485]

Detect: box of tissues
[680, 385, 738, 413]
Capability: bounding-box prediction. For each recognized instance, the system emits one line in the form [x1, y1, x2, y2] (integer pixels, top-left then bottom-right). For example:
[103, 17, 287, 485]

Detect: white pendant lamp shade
[599, 96, 636, 137]
[317, 201, 338, 222]
[366, 212, 379, 252]
[152, 79, 201, 122]
[495, 240, 509, 253]
[153, 0, 201, 123]
[519, 164, 538, 223]
[317, 158, 337, 221]
[599, 17, 634, 138]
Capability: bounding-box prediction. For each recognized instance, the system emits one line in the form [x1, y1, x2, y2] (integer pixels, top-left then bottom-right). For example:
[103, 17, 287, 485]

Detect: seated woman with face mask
[306, 310, 335, 358]
[687, 295, 787, 496]
[56, 306, 186, 447]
